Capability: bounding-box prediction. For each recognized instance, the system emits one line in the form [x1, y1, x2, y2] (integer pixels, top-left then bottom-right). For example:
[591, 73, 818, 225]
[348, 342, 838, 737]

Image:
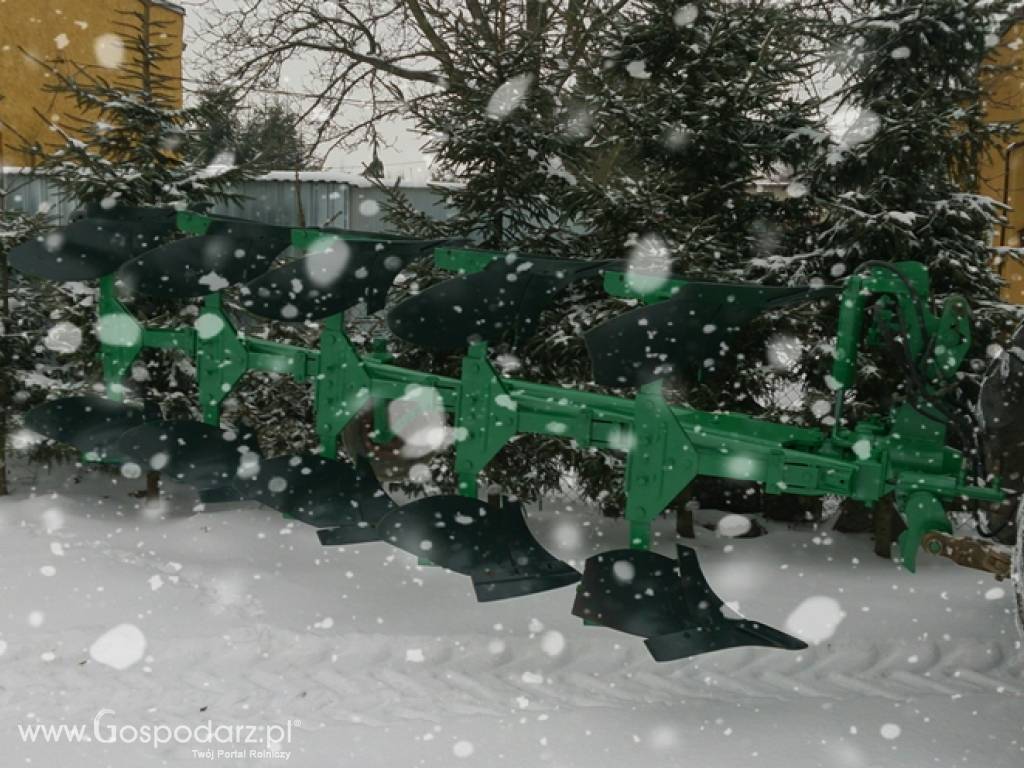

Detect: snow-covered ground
[0, 463, 1021, 768]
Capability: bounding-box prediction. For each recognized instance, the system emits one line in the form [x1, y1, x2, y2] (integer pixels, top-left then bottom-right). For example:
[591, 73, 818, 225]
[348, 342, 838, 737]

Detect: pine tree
[568, 0, 826, 280]
[0, 205, 97, 494]
[379, 0, 831, 508]
[186, 85, 243, 167]
[1, 2, 257, 490]
[808, 0, 1017, 304]
[796, 0, 1021, 425]
[17, 0, 248, 208]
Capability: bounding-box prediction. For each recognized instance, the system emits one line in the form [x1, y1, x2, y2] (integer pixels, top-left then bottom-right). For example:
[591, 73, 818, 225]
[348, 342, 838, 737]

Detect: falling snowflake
[89, 624, 147, 670]
[93, 33, 125, 69]
[624, 233, 672, 296]
[785, 596, 846, 644]
[96, 314, 141, 348]
[487, 74, 533, 120]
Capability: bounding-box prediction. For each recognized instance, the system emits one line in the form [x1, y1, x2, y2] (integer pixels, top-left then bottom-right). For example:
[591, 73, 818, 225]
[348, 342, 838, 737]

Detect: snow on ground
[0, 463, 1021, 767]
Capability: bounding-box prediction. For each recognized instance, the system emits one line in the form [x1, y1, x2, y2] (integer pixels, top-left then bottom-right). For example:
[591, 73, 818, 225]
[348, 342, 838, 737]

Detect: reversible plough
[10, 203, 1024, 660]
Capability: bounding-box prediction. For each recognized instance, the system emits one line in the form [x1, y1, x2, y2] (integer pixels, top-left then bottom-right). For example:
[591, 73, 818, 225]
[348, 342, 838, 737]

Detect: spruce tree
[568, 0, 826, 280]
[561, 0, 829, 423]
[380, 0, 830, 507]
[383, 12, 582, 252]
[18, 0, 248, 208]
[2, 2, 256, 488]
[786, 0, 1022, 537]
[378, 3, 610, 501]
[0, 202, 105, 489]
[551, 0, 831, 512]
[189, 89, 318, 173]
[236, 101, 318, 172]
[796, 1, 1020, 426]
[186, 85, 243, 167]
[807, 0, 1017, 303]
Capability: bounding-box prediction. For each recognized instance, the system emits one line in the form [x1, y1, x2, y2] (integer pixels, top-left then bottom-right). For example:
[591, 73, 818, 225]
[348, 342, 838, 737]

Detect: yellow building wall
[0, 0, 183, 167]
[980, 21, 1024, 304]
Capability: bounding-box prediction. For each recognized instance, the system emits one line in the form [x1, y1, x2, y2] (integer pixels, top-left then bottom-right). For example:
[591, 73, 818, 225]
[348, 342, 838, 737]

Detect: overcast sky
[177, 1, 849, 180]
[179, 0, 431, 179]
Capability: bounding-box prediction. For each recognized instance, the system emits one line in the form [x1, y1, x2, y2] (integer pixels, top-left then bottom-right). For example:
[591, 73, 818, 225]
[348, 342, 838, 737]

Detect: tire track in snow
[3, 495, 1022, 728]
[3, 625, 1022, 731]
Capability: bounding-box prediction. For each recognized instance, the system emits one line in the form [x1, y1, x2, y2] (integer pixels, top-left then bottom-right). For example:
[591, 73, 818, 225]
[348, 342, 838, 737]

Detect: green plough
[11, 204, 1022, 661]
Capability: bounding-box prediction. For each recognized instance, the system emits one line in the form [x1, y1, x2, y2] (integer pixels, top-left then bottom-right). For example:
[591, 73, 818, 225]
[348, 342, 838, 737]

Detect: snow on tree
[0, 202, 96, 494]
[203, 0, 639, 501]
[381, 1, 831, 511]
[0, 2, 258, 492]
[567, 0, 827, 280]
[15, 0, 249, 209]
[561, 0, 830, 426]
[187, 86, 319, 173]
[793, 0, 1024, 538]
[198, 0, 831, 507]
[807, 0, 1019, 302]
[801, 1, 1022, 412]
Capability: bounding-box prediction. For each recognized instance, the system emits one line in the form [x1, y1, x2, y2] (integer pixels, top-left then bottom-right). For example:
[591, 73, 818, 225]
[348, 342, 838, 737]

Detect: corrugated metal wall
[348, 184, 457, 232]
[0, 171, 454, 233]
[1, 172, 81, 223]
[212, 178, 351, 229]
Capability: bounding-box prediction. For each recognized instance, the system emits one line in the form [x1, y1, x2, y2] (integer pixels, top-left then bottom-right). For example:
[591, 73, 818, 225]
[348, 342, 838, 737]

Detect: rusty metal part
[341, 410, 405, 483]
[340, 408, 446, 485]
[921, 531, 1012, 580]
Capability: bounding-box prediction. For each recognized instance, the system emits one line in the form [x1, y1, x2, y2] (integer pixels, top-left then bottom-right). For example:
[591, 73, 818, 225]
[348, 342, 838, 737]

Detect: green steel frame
[94, 214, 1004, 569]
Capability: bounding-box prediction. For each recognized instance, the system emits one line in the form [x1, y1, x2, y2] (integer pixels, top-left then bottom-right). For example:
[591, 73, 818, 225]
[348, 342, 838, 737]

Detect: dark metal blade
[378, 497, 580, 601]
[387, 255, 612, 350]
[585, 282, 837, 387]
[23, 395, 160, 461]
[572, 544, 806, 661]
[317, 525, 382, 545]
[572, 548, 684, 638]
[241, 237, 443, 321]
[234, 454, 394, 529]
[9, 207, 177, 281]
[470, 565, 582, 603]
[118, 220, 292, 297]
[114, 420, 261, 492]
[197, 486, 246, 504]
[643, 618, 808, 662]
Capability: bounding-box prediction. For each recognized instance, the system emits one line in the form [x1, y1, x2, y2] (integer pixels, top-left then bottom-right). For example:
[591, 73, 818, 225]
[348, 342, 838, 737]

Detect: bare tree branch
[199, 0, 636, 153]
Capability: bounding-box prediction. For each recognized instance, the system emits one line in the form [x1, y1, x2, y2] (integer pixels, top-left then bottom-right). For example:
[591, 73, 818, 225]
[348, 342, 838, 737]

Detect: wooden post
[672, 485, 696, 538]
[675, 504, 695, 538]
